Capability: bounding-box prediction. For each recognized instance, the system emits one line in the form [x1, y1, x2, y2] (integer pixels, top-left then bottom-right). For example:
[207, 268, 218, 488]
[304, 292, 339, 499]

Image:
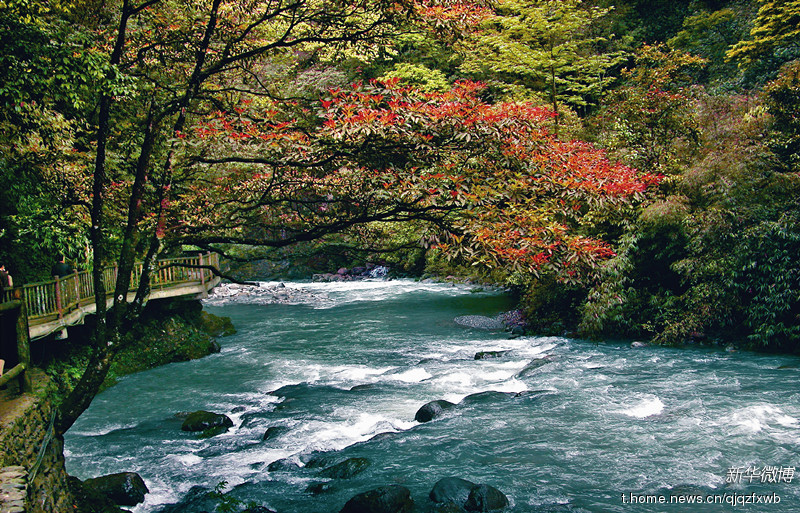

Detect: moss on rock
[44, 298, 235, 393]
[103, 299, 232, 388]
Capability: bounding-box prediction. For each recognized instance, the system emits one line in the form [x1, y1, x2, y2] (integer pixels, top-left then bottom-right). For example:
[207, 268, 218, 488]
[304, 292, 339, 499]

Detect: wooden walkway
[1, 253, 220, 341]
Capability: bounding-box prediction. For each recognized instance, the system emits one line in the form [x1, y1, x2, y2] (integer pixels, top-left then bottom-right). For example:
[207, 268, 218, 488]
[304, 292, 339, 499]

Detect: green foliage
[668, 6, 751, 84]
[727, 0, 800, 66]
[520, 275, 586, 335]
[593, 44, 705, 175]
[381, 63, 451, 91]
[732, 213, 800, 346]
[44, 346, 93, 399]
[764, 60, 800, 171]
[459, 0, 626, 119]
[623, 0, 695, 43]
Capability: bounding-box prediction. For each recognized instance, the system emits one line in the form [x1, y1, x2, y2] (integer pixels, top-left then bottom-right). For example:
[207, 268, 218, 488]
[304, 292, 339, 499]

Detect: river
[64, 280, 800, 512]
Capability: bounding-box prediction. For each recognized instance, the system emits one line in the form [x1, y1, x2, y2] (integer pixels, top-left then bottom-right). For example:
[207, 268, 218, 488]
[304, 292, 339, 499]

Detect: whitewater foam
[618, 396, 665, 418]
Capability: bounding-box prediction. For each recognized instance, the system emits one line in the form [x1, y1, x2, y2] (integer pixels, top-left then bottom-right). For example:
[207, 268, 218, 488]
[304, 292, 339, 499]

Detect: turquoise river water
[64, 280, 800, 512]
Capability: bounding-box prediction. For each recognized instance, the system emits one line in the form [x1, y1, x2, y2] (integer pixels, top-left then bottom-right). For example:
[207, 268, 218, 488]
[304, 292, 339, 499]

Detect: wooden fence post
[74, 272, 80, 308]
[54, 275, 63, 319]
[199, 253, 206, 288]
[14, 289, 32, 393]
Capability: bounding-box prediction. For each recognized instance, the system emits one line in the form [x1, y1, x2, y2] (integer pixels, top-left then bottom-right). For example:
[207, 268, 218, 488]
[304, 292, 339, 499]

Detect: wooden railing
[1, 253, 219, 323]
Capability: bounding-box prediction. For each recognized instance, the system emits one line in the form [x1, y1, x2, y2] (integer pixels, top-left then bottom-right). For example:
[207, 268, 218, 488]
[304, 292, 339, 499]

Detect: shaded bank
[0, 298, 235, 513]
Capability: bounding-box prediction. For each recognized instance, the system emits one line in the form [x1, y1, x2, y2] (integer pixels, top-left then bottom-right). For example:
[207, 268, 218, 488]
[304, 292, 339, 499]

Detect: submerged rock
[515, 358, 553, 378]
[82, 472, 149, 506]
[305, 481, 335, 495]
[630, 341, 648, 348]
[262, 425, 290, 441]
[181, 411, 233, 432]
[414, 400, 456, 423]
[459, 391, 517, 406]
[267, 458, 300, 472]
[320, 457, 371, 479]
[474, 351, 509, 360]
[465, 484, 509, 512]
[242, 507, 277, 513]
[339, 485, 414, 513]
[350, 383, 378, 391]
[430, 477, 476, 506]
[303, 451, 338, 469]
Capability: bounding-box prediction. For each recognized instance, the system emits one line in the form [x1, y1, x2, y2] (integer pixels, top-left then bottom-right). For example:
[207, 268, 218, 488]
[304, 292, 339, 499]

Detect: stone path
[0, 466, 26, 513]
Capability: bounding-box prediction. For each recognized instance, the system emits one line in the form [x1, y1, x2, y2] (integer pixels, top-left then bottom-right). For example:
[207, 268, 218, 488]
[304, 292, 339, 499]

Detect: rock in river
[82, 472, 149, 506]
[320, 457, 371, 479]
[430, 477, 476, 506]
[429, 478, 509, 512]
[181, 411, 233, 433]
[305, 481, 335, 495]
[474, 350, 509, 360]
[459, 391, 517, 406]
[267, 458, 300, 472]
[465, 484, 509, 511]
[339, 485, 414, 513]
[514, 357, 553, 378]
[262, 425, 290, 441]
[414, 400, 456, 423]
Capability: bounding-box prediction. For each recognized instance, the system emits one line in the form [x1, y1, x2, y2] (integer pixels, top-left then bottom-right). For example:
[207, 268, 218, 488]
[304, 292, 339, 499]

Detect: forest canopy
[2, 0, 800, 432]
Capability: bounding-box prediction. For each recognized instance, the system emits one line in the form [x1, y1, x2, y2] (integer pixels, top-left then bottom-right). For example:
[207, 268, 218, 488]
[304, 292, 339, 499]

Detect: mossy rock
[181, 411, 233, 432]
[319, 457, 371, 479]
[198, 425, 230, 438]
[198, 311, 237, 337]
[81, 472, 149, 507]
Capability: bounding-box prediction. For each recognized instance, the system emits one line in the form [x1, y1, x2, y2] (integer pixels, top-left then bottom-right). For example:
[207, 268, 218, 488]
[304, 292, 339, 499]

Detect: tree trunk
[54, 343, 115, 436]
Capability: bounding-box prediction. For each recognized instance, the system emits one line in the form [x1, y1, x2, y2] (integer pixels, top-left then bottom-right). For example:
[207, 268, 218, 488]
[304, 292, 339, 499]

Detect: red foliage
[181, 79, 660, 282]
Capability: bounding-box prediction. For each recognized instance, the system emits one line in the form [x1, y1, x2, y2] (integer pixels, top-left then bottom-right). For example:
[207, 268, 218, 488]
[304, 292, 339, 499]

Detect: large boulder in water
[197, 310, 237, 337]
[430, 478, 509, 512]
[415, 400, 456, 422]
[262, 425, 290, 441]
[181, 410, 233, 432]
[433, 502, 469, 513]
[82, 472, 149, 506]
[339, 485, 414, 513]
[267, 458, 300, 472]
[465, 484, 509, 512]
[430, 477, 476, 506]
[459, 391, 517, 406]
[303, 451, 338, 469]
[320, 457, 371, 479]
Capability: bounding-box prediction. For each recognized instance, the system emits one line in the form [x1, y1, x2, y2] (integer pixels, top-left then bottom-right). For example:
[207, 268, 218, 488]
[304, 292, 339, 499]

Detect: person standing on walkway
[51, 256, 73, 278]
[0, 263, 11, 376]
[0, 263, 12, 300]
